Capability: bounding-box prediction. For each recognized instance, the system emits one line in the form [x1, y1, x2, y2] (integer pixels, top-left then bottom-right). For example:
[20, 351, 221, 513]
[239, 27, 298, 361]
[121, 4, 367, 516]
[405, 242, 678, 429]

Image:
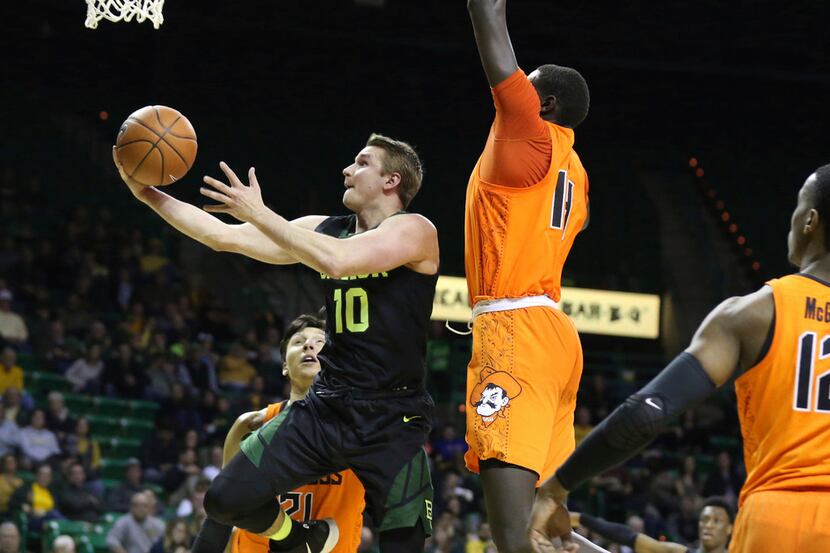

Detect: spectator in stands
[702, 451, 744, 505]
[0, 290, 28, 347]
[253, 342, 284, 397]
[218, 342, 257, 391]
[675, 455, 701, 498]
[204, 396, 233, 446]
[9, 463, 62, 531]
[149, 519, 192, 553]
[86, 320, 112, 352]
[65, 343, 105, 393]
[106, 344, 147, 399]
[175, 475, 209, 533]
[106, 491, 165, 553]
[58, 462, 104, 523]
[64, 416, 101, 479]
[0, 348, 24, 396]
[46, 392, 76, 447]
[185, 338, 219, 396]
[115, 269, 135, 313]
[0, 521, 21, 553]
[574, 406, 594, 446]
[667, 494, 701, 545]
[51, 535, 76, 553]
[162, 383, 201, 434]
[140, 427, 177, 484]
[465, 522, 496, 553]
[0, 455, 22, 516]
[161, 449, 200, 500]
[19, 409, 61, 469]
[433, 423, 467, 471]
[0, 405, 21, 457]
[244, 374, 267, 412]
[200, 446, 223, 481]
[106, 458, 144, 513]
[2, 387, 30, 426]
[37, 320, 74, 373]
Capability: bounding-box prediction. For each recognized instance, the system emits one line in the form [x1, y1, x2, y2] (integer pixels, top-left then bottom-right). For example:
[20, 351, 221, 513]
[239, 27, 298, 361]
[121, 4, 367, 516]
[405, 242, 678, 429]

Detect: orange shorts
[730, 491, 830, 553]
[464, 306, 582, 484]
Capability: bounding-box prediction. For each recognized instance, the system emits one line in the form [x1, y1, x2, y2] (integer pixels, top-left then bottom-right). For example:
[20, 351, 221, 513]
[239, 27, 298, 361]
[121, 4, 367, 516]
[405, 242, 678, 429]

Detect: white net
[84, 0, 165, 29]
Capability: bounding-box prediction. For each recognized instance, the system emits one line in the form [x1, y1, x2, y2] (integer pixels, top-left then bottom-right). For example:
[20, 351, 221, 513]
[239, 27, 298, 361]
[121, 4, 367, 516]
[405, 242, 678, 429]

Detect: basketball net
[84, 0, 165, 29]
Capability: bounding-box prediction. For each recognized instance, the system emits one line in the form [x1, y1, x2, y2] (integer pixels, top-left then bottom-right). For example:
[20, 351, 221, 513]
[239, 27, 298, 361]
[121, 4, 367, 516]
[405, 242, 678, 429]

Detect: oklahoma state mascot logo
[470, 366, 523, 427]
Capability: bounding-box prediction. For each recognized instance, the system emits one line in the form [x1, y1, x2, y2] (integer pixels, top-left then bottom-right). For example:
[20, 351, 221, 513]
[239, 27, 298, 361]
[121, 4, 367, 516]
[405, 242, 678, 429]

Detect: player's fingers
[248, 167, 260, 190]
[203, 175, 234, 194]
[200, 187, 233, 204]
[219, 161, 245, 188]
[559, 535, 578, 553]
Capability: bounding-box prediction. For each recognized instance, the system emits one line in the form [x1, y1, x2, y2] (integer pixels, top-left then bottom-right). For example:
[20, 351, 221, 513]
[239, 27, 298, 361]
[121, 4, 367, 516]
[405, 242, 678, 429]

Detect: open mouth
[301, 355, 317, 364]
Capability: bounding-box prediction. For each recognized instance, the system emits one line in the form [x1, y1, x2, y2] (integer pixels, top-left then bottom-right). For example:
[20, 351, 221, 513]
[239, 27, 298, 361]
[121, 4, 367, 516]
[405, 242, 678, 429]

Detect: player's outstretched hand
[529, 476, 577, 553]
[201, 162, 267, 223]
[112, 146, 152, 201]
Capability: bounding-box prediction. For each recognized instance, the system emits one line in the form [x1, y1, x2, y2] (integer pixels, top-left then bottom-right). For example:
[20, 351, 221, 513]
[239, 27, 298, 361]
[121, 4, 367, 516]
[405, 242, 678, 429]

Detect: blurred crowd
[0, 171, 745, 553]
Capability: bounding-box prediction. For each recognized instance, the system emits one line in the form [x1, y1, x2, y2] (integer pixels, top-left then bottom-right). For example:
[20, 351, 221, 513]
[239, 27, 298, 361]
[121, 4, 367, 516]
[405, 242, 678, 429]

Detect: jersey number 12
[794, 332, 830, 413]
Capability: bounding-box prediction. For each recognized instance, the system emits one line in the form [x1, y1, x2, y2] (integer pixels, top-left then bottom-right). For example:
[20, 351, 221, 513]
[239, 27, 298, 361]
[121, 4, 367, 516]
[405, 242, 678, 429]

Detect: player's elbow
[322, 256, 348, 280]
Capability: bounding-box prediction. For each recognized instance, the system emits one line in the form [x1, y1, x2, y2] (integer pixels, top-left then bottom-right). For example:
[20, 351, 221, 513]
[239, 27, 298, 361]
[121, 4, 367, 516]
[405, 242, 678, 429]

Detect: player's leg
[464, 308, 582, 553]
[196, 397, 341, 553]
[377, 519, 427, 553]
[479, 460, 538, 553]
[375, 447, 434, 553]
[346, 393, 434, 553]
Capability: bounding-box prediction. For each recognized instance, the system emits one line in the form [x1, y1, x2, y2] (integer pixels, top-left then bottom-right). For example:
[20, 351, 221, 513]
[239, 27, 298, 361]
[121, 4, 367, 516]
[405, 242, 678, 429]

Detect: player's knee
[203, 485, 235, 526]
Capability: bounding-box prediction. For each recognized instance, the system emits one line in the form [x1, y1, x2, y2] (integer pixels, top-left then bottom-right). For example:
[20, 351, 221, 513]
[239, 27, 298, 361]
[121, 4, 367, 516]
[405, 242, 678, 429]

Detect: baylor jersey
[314, 214, 438, 391]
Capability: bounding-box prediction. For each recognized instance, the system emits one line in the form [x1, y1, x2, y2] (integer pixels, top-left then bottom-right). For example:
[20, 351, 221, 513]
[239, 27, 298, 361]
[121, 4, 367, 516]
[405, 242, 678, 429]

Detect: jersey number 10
[333, 287, 369, 333]
[794, 332, 830, 413]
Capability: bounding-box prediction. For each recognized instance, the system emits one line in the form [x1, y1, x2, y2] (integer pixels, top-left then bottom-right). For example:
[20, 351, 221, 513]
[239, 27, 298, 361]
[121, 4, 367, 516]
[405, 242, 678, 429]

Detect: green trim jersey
[314, 214, 438, 391]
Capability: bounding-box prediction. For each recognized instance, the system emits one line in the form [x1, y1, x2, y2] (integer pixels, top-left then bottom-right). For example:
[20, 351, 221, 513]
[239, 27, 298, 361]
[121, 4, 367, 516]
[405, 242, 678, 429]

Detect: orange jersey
[736, 274, 830, 506]
[231, 402, 365, 553]
[465, 70, 589, 304]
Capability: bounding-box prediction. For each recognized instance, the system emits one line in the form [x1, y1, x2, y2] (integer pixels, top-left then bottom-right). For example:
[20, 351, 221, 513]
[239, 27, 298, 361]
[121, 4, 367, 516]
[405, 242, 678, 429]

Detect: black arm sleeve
[556, 352, 716, 491]
[578, 514, 638, 548]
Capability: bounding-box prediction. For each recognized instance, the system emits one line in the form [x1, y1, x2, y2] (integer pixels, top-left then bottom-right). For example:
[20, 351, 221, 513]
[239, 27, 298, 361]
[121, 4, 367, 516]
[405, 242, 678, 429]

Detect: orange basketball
[115, 105, 197, 186]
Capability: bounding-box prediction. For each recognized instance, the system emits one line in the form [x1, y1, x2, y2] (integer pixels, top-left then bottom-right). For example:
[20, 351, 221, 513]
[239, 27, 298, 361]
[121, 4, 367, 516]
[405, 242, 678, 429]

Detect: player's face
[788, 176, 818, 267]
[342, 146, 388, 211]
[698, 506, 731, 549]
[283, 327, 326, 386]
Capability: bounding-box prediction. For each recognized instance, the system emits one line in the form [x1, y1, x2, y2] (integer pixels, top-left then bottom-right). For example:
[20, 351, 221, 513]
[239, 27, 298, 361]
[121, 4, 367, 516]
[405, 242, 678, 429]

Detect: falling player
[464, 0, 590, 551]
[530, 166, 830, 552]
[224, 314, 365, 553]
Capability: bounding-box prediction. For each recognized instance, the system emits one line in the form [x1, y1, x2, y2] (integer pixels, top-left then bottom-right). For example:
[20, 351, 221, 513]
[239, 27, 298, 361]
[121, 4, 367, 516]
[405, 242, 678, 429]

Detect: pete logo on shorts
[470, 366, 522, 427]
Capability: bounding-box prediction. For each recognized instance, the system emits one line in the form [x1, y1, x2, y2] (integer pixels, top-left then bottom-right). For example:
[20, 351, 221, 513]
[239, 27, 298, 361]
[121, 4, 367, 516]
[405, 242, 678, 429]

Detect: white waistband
[471, 295, 559, 320]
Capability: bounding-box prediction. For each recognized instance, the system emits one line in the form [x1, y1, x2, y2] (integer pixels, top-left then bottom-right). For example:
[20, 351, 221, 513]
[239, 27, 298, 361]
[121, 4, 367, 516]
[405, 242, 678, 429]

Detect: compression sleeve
[578, 514, 637, 548]
[556, 352, 716, 491]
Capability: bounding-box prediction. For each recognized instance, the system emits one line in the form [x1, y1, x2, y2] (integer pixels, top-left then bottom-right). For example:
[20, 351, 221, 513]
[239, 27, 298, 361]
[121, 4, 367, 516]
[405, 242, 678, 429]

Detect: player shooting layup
[114, 133, 438, 553]
[530, 166, 830, 552]
[463, 1, 590, 552]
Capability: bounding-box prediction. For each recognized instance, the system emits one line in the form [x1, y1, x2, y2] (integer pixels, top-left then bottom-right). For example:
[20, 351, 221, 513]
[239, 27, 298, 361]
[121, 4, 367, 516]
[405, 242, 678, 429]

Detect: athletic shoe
[268, 518, 340, 553]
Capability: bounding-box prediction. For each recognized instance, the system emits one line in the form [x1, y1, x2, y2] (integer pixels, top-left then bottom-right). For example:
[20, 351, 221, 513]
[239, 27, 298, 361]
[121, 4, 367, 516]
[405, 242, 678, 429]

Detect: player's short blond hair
[366, 134, 423, 209]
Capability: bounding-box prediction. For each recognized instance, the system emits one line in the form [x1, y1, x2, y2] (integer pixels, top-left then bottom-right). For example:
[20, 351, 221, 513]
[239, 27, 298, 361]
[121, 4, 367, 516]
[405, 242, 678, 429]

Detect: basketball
[114, 105, 197, 187]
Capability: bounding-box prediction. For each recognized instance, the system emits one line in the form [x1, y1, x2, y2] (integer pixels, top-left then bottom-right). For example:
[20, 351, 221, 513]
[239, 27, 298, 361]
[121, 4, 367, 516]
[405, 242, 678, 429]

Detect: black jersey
[313, 214, 438, 392]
